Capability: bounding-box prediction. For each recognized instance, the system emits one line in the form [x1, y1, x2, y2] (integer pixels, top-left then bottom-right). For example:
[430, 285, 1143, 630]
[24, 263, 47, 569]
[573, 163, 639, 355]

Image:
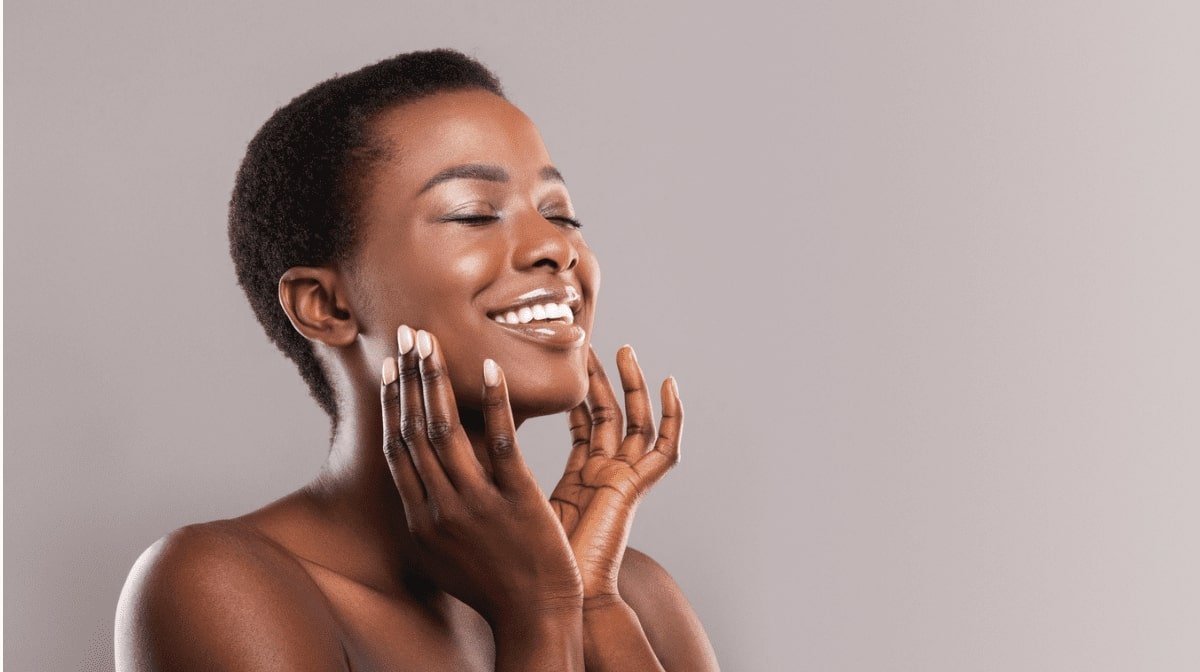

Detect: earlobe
[277, 267, 359, 348]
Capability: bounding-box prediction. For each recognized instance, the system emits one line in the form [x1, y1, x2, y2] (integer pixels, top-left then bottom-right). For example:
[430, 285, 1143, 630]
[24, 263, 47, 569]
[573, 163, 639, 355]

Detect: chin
[507, 362, 589, 419]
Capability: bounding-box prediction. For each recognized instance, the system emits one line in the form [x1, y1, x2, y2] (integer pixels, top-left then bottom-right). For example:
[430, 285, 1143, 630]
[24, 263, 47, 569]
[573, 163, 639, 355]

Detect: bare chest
[300, 559, 496, 672]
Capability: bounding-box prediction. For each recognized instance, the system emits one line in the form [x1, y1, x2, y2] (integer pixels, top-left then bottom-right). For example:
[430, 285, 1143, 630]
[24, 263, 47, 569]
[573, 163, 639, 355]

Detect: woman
[115, 49, 719, 671]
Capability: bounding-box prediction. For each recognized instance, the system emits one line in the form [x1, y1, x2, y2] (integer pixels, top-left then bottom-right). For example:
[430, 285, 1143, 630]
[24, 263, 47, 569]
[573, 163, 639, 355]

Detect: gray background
[6, 1, 1200, 670]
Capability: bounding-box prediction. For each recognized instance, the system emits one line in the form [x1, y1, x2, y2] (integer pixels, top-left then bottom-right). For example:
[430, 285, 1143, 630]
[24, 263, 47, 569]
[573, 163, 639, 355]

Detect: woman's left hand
[549, 346, 683, 604]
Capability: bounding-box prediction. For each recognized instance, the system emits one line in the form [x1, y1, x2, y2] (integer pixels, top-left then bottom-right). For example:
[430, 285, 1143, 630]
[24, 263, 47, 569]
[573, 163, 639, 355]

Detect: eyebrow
[417, 163, 566, 194]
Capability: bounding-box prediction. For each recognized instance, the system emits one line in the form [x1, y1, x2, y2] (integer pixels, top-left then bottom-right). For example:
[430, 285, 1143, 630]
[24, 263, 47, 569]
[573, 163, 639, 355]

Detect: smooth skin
[115, 89, 719, 671]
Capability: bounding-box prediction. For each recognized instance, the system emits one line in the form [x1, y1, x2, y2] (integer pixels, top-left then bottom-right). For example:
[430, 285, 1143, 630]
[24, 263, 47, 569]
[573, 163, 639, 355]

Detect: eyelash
[445, 214, 583, 229]
[550, 216, 584, 229]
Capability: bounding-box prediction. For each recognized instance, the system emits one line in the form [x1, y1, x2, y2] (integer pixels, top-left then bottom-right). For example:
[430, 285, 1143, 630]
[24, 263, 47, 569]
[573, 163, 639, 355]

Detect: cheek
[421, 243, 501, 392]
[577, 245, 601, 293]
[358, 235, 500, 352]
[577, 249, 601, 333]
[450, 247, 492, 279]
[409, 242, 497, 306]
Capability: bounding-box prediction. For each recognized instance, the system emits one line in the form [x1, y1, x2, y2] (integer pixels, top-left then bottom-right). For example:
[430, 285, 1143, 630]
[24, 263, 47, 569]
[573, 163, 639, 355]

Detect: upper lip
[486, 285, 582, 318]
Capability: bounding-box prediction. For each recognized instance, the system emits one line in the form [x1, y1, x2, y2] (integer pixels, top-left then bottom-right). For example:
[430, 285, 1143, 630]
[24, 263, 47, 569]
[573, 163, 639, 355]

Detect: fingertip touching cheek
[345, 89, 601, 422]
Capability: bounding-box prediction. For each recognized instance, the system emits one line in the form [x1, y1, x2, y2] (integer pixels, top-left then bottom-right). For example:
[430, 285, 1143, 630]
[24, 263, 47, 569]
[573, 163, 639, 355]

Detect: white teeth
[491, 301, 577, 325]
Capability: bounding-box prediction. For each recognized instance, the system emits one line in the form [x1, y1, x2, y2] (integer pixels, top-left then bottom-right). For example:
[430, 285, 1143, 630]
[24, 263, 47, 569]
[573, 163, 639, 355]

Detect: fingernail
[397, 325, 415, 355]
[382, 357, 398, 384]
[483, 358, 499, 387]
[669, 376, 678, 395]
[416, 330, 433, 359]
[623, 344, 637, 362]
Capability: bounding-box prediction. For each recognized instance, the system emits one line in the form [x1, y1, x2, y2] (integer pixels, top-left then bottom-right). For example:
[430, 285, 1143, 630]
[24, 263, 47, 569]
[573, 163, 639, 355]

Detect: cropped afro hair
[228, 49, 505, 428]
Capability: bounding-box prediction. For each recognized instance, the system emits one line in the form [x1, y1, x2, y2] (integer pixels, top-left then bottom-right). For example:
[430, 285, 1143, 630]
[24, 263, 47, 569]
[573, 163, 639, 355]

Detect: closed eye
[442, 215, 500, 226]
[441, 214, 581, 229]
[547, 215, 583, 229]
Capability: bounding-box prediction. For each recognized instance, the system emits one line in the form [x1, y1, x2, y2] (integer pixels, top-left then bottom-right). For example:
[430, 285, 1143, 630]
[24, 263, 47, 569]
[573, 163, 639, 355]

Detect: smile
[485, 287, 586, 349]
[490, 301, 575, 325]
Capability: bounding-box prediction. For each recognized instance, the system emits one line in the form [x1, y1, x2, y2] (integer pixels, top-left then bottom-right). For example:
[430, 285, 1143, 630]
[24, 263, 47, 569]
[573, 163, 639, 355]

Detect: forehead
[367, 89, 552, 187]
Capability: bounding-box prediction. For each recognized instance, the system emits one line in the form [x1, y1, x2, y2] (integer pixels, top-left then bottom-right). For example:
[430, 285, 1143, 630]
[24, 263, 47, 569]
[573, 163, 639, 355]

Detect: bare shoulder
[114, 519, 348, 672]
[618, 546, 720, 671]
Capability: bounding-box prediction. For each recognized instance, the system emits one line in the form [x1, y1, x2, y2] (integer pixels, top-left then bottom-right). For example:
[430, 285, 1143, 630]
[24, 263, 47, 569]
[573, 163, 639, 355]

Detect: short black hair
[228, 49, 505, 428]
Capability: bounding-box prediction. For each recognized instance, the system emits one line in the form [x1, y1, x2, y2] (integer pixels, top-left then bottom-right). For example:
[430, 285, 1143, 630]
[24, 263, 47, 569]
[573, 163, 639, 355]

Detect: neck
[298, 373, 519, 595]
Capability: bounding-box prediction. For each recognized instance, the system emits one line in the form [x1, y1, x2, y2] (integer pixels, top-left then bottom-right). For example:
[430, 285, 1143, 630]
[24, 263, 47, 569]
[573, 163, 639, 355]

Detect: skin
[114, 89, 719, 671]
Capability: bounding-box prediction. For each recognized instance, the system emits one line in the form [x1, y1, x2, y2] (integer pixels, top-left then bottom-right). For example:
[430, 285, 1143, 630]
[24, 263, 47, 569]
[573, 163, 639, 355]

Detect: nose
[512, 210, 579, 272]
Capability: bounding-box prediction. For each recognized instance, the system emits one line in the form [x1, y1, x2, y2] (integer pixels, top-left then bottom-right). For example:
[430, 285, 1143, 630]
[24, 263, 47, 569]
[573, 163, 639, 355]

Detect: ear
[277, 266, 359, 348]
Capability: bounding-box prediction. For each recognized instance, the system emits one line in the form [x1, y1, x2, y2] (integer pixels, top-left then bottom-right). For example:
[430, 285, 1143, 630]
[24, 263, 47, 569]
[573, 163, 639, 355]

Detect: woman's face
[345, 89, 599, 420]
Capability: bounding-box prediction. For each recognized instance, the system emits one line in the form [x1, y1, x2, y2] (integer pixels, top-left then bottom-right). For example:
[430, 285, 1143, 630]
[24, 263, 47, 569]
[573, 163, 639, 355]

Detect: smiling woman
[113, 49, 719, 671]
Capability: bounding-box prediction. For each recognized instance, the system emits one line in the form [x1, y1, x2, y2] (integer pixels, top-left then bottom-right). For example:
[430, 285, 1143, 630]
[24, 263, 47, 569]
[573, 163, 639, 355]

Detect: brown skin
[115, 90, 719, 671]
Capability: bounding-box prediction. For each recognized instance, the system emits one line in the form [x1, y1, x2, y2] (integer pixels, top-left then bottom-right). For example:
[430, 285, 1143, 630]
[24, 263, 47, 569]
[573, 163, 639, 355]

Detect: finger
[632, 377, 684, 489]
[584, 346, 623, 458]
[380, 356, 426, 504]
[480, 358, 537, 495]
[416, 330, 487, 490]
[613, 345, 656, 464]
[397, 325, 452, 497]
[563, 403, 592, 476]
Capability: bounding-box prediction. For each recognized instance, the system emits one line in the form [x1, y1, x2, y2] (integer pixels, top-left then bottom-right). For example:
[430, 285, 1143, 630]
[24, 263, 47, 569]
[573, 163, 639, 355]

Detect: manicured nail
[416, 330, 433, 359]
[483, 358, 500, 387]
[382, 357, 398, 384]
[397, 325, 415, 355]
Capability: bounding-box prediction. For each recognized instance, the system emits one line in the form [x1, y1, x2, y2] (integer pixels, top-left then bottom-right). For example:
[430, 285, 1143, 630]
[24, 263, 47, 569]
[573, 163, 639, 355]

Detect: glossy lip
[489, 317, 587, 350]
[485, 285, 582, 320]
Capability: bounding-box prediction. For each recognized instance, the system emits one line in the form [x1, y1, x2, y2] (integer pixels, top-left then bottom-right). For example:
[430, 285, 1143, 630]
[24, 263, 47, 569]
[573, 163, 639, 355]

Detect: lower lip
[490, 319, 586, 350]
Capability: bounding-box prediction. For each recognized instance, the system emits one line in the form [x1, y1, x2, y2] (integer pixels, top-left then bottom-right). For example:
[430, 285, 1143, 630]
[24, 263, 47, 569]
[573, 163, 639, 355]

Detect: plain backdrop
[5, 1, 1200, 670]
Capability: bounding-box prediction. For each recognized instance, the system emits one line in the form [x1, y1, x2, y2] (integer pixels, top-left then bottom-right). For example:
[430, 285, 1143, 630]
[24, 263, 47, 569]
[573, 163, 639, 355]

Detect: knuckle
[489, 434, 516, 457]
[381, 390, 402, 412]
[399, 415, 427, 442]
[425, 418, 455, 443]
[505, 486, 537, 507]
[460, 498, 486, 521]
[382, 435, 407, 461]
[407, 515, 431, 540]
[590, 407, 621, 425]
[429, 500, 463, 529]
[398, 359, 421, 379]
[626, 421, 654, 439]
[421, 364, 446, 382]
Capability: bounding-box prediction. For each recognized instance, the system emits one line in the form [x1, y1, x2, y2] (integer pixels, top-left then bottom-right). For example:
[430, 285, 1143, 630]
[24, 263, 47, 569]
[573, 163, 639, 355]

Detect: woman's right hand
[379, 326, 583, 627]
